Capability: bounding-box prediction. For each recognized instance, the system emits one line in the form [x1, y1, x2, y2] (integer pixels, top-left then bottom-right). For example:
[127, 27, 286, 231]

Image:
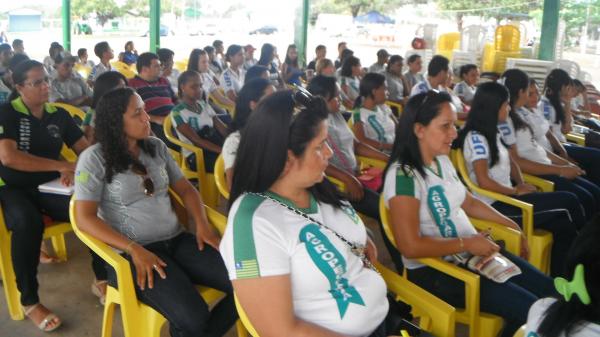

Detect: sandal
[91, 280, 107, 305]
[23, 303, 62, 332]
[39, 242, 60, 264]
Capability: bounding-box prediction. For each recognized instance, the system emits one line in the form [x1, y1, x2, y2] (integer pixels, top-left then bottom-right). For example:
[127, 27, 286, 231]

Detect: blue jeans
[564, 143, 600, 188]
[108, 233, 237, 337]
[539, 175, 600, 222]
[407, 250, 554, 337]
[491, 192, 579, 276]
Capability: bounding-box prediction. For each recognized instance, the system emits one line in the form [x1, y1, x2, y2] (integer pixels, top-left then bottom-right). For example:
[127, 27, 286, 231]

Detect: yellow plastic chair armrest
[357, 156, 386, 169]
[163, 117, 208, 179]
[566, 133, 585, 146]
[376, 262, 456, 337]
[522, 174, 554, 192]
[326, 176, 346, 192]
[385, 100, 403, 115]
[214, 155, 230, 200]
[470, 218, 521, 255]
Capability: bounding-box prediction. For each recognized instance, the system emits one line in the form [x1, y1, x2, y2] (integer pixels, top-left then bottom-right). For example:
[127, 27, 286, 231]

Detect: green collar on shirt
[11, 96, 57, 116]
[425, 157, 443, 178]
[265, 190, 318, 214]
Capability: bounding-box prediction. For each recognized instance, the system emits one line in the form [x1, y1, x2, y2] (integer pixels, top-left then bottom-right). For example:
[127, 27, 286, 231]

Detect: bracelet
[458, 237, 464, 250]
[125, 240, 136, 255]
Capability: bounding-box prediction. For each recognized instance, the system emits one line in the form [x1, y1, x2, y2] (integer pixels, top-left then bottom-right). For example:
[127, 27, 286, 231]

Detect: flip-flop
[39, 250, 60, 264]
[23, 304, 62, 332]
[91, 280, 107, 305]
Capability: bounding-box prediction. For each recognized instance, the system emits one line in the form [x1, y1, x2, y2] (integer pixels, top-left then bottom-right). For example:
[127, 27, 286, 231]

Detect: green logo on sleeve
[75, 171, 89, 183]
[300, 224, 365, 318]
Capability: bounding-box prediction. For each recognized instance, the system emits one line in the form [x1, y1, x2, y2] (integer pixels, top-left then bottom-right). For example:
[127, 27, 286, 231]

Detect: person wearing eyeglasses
[382, 90, 554, 337]
[221, 90, 388, 336]
[0, 60, 92, 332]
[74, 87, 237, 337]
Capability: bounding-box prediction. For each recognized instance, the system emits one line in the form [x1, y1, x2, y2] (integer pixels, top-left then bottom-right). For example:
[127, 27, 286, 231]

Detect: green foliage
[437, 0, 540, 20]
[72, 0, 124, 26]
[561, 0, 600, 39]
[311, 0, 405, 18]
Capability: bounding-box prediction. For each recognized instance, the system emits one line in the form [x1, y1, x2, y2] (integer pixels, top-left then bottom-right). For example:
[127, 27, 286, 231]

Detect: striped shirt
[128, 76, 176, 117]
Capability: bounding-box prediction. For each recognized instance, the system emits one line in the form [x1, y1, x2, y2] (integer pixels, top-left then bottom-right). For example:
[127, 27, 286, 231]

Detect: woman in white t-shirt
[539, 69, 600, 189]
[222, 78, 275, 187]
[456, 82, 581, 276]
[220, 90, 389, 336]
[382, 90, 553, 337]
[339, 56, 362, 108]
[187, 48, 235, 111]
[352, 73, 397, 153]
[453, 64, 479, 106]
[500, 69, 600, 222]
[526, 223, 600, 337]
[220, 45, 246, 102]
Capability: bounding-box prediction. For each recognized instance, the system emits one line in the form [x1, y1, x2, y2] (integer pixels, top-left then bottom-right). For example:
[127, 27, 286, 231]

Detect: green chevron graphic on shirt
[367, 115, 386, 143]
[300, 224, 365, 318]
[233, 194, 265, 279]
[427, 185, 458, 238]
[341, 205, 360, 224]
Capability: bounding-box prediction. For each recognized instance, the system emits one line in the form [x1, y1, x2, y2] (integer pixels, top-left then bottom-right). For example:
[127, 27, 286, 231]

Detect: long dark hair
[232, 78, 272, 132]
[229, 90, 343, 209]
[177, 70, 201, 99]
[9, 60, 43, 101]
[91, 71, 128, 109]
[187, 48, 205, 73]
[455, 82, 509, 167]
[354, 72, 385, 108]
[284, 44, 299, 68]
[501, 69, 534, 134]
[307, 75, 337, 101]
[340, 56, 360, 78]
[95, 87, 156, 183]
[544, 68, 573, 124]
[257, 43, 275, 67]
[538, 222, 600, 337]
[386, 91, 452, 177]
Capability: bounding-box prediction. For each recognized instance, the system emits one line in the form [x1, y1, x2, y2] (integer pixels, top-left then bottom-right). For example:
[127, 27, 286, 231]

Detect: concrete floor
[0, 214, 466, 337]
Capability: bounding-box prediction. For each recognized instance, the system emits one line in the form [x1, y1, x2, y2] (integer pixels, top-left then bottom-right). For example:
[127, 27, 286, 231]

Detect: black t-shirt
[307, 60, 317, 71]
[0, 97, 83, 188]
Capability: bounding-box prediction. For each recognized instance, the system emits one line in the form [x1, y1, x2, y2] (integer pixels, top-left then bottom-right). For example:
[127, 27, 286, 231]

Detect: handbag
[357, 166, 384, 191]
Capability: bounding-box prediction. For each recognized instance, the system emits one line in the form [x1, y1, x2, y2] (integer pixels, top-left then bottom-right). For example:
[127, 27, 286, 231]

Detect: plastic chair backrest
[50, 102, 86, 123]
[111, 61, 136, 79]
[495, 25, 521, 52]
[73, 63, 92, 79]
[553, 60, 580, 80]
[214, 155, 230, 200]
[437, 32, 461, 51]
[461, 25, 487, 52]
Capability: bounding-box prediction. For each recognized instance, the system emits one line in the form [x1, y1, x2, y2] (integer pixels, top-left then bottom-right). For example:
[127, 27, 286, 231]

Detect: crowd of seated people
[1, 35, 600, 337]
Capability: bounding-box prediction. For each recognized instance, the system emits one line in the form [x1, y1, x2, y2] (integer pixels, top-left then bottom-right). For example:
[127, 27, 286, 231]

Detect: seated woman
[352, 73, 397, 153]
[82, 71, 128, 143]
[222, 78, 275, 188]
[122, 41, 138, 66]
[74, 87, 237, 337]
[219, 45, 246, 102]
[383, 55, 409, 106]
[187, 48, 235, 112]
[0, 60, 94, 331]
[171, 70, 229, 173]
[526, 222, 600, 337]
[499, 69, 600, 222]
[281, 44, 304, 86]
[339, 56, 362, 109]
[456, 82, 581, 276]
[538, 69, 600, 188]
[453, 64, 479, 106]
[382, 90, 554, 337]
[220, 90, 389, 337]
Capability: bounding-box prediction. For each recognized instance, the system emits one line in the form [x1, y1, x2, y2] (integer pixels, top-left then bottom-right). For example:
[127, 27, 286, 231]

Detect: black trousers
[0, 186, 106, 305]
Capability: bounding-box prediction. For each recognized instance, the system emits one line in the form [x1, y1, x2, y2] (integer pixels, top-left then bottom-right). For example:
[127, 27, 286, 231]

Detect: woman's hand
[130, 244, 167, 290]
[519, 234, 530, 260]
[196, 224, 220, 251]
[515, 183, 536, 196]
[60, 170, 74, 187]
[464, 233, 500, 257]
[559, 165, 584, 179]
[344, 175, 365, 202]
[365, 237, 378, 264]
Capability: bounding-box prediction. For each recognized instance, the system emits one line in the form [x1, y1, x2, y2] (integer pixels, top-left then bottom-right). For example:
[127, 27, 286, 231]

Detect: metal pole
[62, 0, 71, 52]
[149, 0, 160, 53]
[539, 0, 559, 60]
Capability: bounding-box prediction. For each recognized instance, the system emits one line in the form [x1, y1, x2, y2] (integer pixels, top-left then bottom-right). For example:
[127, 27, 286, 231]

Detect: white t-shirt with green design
[383, 155, 477, 269]
[220, 192, 388, 337]
[170, 101, 217, 157]
[353, 105, 395, 147]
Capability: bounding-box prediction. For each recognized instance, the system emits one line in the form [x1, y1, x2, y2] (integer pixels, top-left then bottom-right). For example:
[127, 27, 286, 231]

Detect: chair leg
[147, 309, 166, 337]
[50, 235, 67, 261]
[101, 301, 116, 337]
[0, 239, 24, 320]
[236, 320, 249, 337]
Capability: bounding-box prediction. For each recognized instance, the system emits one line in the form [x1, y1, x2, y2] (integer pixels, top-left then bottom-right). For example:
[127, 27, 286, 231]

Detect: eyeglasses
[131, 162, 155, 196]
[23, 77, 50, 88]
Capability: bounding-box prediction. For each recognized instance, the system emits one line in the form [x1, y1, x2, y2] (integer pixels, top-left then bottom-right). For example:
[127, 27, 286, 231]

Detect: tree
[72, 0, 125, 26]
[311, 0, 407, 18]
[436, 0, 540, 30]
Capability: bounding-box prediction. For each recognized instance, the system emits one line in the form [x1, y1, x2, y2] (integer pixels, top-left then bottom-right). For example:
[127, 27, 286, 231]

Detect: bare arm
[352, 122, 393, 152]
[0, 139, 73, 173]
[507, 144, 562, 176]
[225, 168, 233, 191]
[176, 124, 222, 153]
[211, 90, 235, 108]
[325, 163, 363, 202]
[461, 191, 520, 231]
[212, 116, 230, 138]
[354, 140, 389, 162]
[472, 159, 517, 196]
[71, 137, 90, 155]
[233, 276, 347, 337]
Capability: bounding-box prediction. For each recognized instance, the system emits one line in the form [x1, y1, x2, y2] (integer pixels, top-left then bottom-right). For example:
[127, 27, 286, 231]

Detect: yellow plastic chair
[214, 154, 230, 200]
[233, 260, 456, 337]
[51, 103, 87, 162]
[209, 93, 235, 116]
[73, 63, 92, 79]
[481, 43, 497, 73]
[513, 325, 526, 337]
[0, 205, 71, 320]
[111, 61, 136, 79]
[450, 149, 553, 274]
[69, 193, 243, 337]
[163, 116, 219, 207]
[437, 32, 461, 61]
[379, 195, 517, 337]
[495, 25, 521, 52]
[566, 132, 585, 146]
[174, 59, 189, 73]
[385, 100, 403, 116]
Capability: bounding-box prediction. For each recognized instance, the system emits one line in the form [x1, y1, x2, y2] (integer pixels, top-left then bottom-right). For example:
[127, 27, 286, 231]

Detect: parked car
[142, 24, 173, 37]
[249, 25, 278, 35]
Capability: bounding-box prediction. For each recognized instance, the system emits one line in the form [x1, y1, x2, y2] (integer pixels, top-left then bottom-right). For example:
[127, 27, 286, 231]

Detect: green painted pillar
[539, 0, 560, 60]
[62, 0, 71, 52]
[294, 0, 309, 67]
[149, 0, 160, 52]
